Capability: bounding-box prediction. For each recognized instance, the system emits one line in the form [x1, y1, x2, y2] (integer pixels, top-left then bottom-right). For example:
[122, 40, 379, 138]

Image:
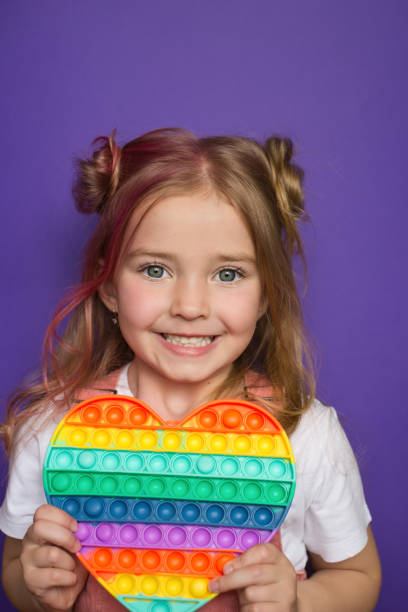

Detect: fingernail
[209, 579, 219, 593]
[223, 563, 234, 575]
[74, 539, 81, 552]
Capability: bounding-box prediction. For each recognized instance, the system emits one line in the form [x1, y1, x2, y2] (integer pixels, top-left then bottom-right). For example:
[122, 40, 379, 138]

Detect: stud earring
[112, 312, 118, 325]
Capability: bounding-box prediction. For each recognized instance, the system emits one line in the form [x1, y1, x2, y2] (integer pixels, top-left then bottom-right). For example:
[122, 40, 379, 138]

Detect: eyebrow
[127, 249, 256, 264]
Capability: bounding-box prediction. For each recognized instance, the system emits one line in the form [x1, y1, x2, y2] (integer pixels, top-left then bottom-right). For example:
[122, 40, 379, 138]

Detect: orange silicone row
[82, 547, 236, 578]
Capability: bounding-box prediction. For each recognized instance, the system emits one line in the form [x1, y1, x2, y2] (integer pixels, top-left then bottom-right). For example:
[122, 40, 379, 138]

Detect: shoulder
[290, 398, 359, 475]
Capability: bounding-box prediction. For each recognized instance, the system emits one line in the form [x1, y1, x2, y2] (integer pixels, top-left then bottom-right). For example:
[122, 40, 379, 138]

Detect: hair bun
[72, 130, 121, 215]
[263, 136, 307, 258]
[264, 136, 305, 220]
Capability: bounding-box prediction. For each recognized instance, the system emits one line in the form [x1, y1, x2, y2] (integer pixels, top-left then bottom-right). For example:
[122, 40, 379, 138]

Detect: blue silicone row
[50, 495, 287, 530]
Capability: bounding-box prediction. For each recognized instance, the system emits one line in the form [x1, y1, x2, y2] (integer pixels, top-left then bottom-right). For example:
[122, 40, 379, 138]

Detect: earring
[112, 312, 118, 325]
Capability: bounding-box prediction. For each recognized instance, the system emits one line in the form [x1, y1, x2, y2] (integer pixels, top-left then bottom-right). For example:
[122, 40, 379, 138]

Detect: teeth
[163, 334, 213, 347]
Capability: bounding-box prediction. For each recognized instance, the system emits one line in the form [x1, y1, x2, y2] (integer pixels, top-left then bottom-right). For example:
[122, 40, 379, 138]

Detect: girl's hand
[20, 504, 88, 611]
[209, 542, 299, 612]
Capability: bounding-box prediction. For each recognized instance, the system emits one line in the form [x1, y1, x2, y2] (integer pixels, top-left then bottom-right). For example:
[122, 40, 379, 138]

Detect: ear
[257, 295, 268, 320]
[98, 278, 118, 314]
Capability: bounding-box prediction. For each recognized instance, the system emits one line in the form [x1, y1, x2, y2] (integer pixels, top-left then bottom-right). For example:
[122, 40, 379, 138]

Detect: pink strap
[75, 369, 123, 402]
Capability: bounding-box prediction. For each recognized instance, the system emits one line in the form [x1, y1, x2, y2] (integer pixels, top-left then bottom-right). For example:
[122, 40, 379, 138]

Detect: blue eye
[144, 265, 166, 278]
[217, 268, 241, 282]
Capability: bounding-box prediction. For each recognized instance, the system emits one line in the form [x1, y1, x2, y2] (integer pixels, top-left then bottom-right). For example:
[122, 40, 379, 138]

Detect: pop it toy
[43, 396, 296, 611]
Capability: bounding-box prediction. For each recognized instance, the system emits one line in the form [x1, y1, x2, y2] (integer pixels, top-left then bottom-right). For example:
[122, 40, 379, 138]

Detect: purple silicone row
[75, 521, 274, 551]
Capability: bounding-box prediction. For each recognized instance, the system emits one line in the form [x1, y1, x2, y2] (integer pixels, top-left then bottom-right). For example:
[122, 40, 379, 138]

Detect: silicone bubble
[123, 478, 140, 495]
[221, 458, 239, 476]
[100, 476, 117, 495]
[116, 430, 134, 449]
[148, 478, 166, 496]
[106, 405, 125, 425]
[44, 394, 295, 612]
[246, 411, 264, 430]
[166, 577, 183, 596]
[150, 454, 168, 473]
[120, 524, 138, 544]
[78, 450, 97, 469]
[181, 503, 200, 522]
[197, 456, 215, 474]
[193, 528, 211, 547]
[217, 529, 236, 548]
[70, 428, 87, 446]
[144, 525, 162, 545]
[230, 506, 249, 525]
[269, 459, 287, 478]
[157, 502, 176, 521]
[244, 459, 263, 477]
[110, 500, 128, 519]
[96, 522, 114, 542]
[118, 549, 136, 569]
[172, 455, 191, 474]
[199, 409, 217, 428]
[134, 501, 152, 520]
[222, 408, 242, 429]
[209, 433, 228, 452]
[163, 432, 181, 451]
[142, 550, 160, 570]
[167, 551, 185, 571]
[62, 498, 80, 516]
[93, 429, 111, 448]
[55, 450, 73, 468]
[129, 406, 147, 426]
[94, 548, 113, 567]
[82, 405, 101, 424]
[240, 530, 260, 550]
[186, 433, 204, 452]
[168, 526, 187, 546]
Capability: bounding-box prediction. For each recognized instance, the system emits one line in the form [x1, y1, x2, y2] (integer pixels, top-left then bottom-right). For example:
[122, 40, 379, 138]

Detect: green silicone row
[44, 469, 292, 506]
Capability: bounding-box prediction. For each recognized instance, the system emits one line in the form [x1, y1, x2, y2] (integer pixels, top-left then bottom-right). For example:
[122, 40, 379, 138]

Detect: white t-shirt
[0, 365, 371, 572]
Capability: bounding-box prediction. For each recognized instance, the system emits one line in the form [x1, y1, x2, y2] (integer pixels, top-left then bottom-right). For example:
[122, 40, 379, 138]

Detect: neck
[127, 360, 242, 422]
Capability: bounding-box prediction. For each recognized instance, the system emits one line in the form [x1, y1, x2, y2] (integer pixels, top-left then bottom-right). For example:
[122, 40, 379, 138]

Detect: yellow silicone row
[105, 572, 214, 600]
[53, 426, 291, 458]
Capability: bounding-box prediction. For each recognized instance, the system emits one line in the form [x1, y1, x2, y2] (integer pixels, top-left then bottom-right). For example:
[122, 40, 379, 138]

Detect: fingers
[24, 566, 79, 591]
[27, 519, 81, 553]
[32, 545, 77, 571]
[34, 504, 78, 532]
[225, 542, 280, 573]
[24, 505, 80, 554]
[210, 543, 282, 594]
[210, 560, 282, 594]
[209, 542, 298, 612]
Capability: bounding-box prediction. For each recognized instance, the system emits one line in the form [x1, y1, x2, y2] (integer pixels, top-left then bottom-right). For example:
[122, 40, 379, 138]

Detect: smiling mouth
[160, 334, 216, 347]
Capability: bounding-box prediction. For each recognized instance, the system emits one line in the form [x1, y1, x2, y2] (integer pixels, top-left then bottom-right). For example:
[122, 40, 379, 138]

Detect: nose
[170, 277, 210, 320]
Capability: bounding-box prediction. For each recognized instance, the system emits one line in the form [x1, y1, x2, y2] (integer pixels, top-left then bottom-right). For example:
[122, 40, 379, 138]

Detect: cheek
[220, 288, 263, 333]
[116, 283, 165, 326]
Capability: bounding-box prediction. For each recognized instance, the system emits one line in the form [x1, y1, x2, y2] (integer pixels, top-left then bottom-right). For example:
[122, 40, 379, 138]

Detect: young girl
[0, 128, 381, 612]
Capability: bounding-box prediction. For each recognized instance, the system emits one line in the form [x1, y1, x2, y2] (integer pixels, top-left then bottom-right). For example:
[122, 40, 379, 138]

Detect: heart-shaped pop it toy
[43, 396, 295, 612]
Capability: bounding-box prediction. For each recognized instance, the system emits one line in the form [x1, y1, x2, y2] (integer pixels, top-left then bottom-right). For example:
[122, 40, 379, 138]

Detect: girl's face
[101, 192, 265, 389]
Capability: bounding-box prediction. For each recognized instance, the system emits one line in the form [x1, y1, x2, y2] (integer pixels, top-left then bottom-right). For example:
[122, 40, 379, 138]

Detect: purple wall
[1, 1, 406, 609]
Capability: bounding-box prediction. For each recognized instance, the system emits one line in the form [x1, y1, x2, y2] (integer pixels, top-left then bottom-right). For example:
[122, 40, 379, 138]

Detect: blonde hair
[2, 128, 315, 451]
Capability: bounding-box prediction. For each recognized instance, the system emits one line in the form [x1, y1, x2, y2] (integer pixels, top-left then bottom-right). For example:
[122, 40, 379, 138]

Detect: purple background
[1, 1, 406, 609]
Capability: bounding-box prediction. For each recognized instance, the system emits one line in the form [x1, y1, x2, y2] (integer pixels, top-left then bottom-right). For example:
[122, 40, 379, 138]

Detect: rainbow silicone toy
[43, 396, 296, 612]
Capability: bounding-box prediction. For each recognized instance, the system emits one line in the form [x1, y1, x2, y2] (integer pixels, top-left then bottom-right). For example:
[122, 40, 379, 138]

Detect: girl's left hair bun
[72, 129, 122, 215]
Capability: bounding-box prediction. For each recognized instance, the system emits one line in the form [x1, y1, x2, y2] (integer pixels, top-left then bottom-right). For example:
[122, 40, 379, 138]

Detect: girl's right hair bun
[72, 130, 121, 215]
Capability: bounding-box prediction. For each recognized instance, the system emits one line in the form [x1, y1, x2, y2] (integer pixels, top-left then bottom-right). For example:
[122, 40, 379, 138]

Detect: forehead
[125, 193, 256, 255]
